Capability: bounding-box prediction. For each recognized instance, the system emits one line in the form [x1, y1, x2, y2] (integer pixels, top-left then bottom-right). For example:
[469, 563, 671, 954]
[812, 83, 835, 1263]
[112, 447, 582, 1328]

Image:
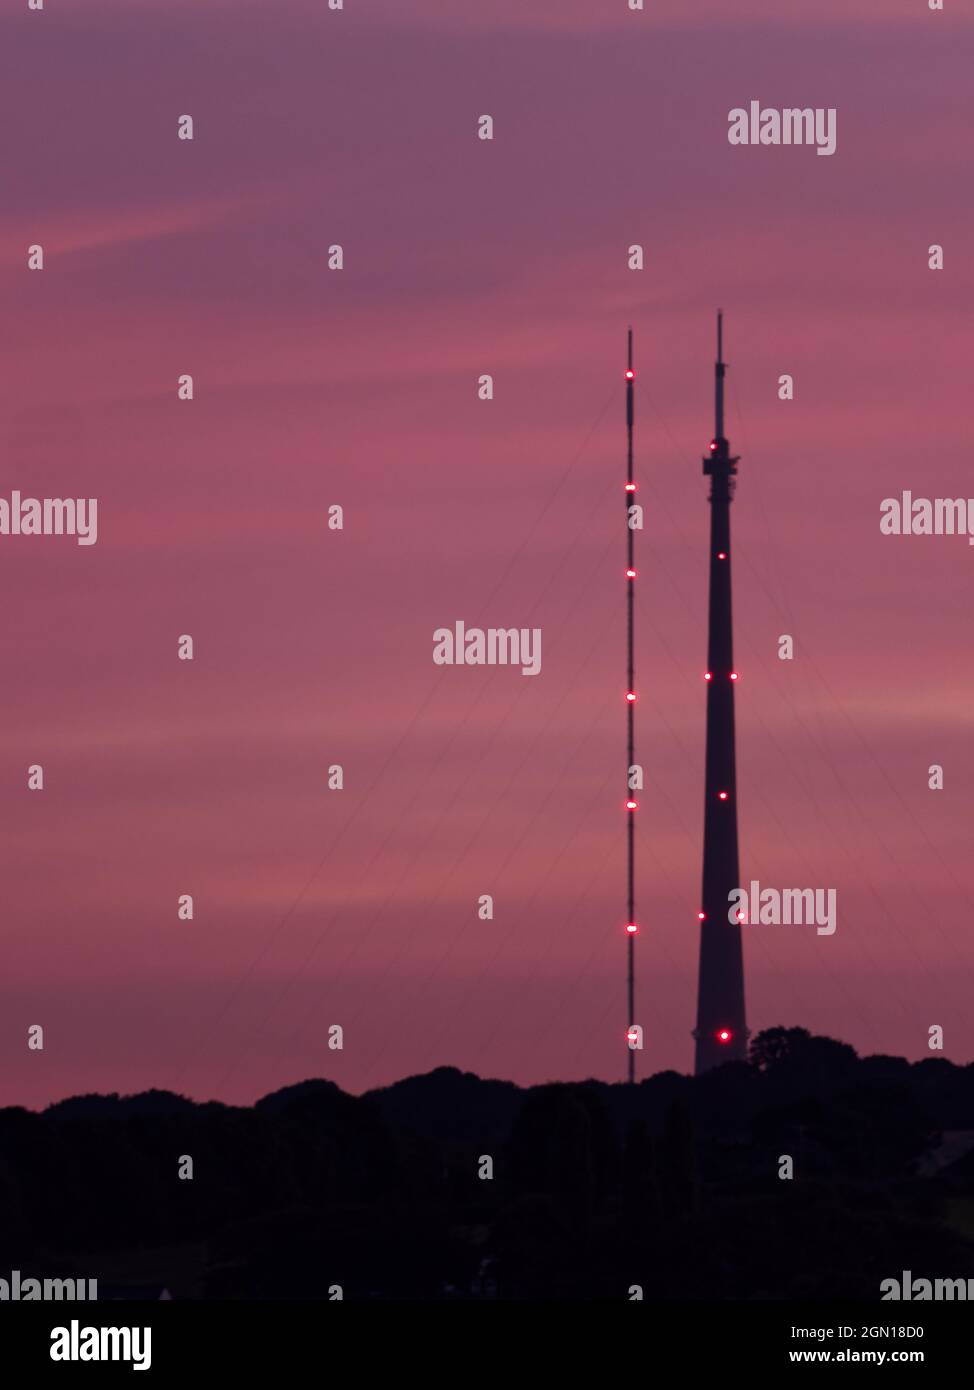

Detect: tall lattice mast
[624, 329, 638, 1083]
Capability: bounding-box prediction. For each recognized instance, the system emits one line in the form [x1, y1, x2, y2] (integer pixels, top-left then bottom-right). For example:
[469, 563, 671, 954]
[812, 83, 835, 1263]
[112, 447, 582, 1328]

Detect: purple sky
[2, 0, 973, 1108]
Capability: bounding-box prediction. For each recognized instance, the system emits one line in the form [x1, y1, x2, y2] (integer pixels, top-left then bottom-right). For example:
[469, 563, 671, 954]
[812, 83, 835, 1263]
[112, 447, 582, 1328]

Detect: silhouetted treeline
[2, 1028, 973, 1300]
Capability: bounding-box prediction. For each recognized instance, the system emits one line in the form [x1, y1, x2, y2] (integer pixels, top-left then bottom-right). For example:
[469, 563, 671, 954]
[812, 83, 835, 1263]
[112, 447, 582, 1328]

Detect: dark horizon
[3, 1025, 973, 1303]
[7, 1023, 972, 1116]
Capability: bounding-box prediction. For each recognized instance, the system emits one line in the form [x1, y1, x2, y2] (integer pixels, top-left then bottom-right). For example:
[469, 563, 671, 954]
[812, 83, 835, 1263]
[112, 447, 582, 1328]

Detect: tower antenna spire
[715, 308, 725, 442]
[624, 327, 638, 1083]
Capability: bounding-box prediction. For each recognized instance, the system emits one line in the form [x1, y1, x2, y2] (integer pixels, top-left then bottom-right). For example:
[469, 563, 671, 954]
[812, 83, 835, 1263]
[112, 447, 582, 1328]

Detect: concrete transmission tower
[694, 312, 748, 1074]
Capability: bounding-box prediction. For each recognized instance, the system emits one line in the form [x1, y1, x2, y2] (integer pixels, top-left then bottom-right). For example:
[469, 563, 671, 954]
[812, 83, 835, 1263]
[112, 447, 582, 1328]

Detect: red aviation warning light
[716, 1028, 733, 1045]
[626, 922, 638, 935]
[626, 691, 636, 703]
[625, 482, 636, 493]
[697, 911, 706, 921]
[730, 671, 739, 681]
[718, 791, 729, 801]
[626, 1026, 640, 1046]
[626, 567, 637, 579]
[625, 799, 638, 811]
[717, 551, 727, 560]
[704, 671, 712, 681]
[625, 369, 634, 380]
